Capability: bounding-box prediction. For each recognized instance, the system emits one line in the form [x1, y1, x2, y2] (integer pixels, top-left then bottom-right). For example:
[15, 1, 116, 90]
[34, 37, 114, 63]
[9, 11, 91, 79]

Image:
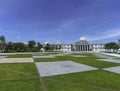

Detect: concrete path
[0, 56, 7, 59]
[103, 66, 120, 74]
[0, 53, 30, 55]
[95, 53, 120, 64]
[70, 55, 86, 57]
[36, 61, 98, 77]
[0, 58, 34, 63]
[99, 58, 120, 63]
[102, 53, 120, 58]
[33, 56, 55, 58]
[95, 53, 115, 59]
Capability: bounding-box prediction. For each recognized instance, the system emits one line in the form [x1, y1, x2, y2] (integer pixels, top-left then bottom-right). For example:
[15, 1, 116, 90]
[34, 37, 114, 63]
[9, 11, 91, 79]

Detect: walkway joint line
[35, 64, 47, 91]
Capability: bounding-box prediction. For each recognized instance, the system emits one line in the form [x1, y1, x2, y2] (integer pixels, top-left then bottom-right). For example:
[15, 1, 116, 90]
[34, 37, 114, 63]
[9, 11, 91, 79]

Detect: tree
[0, 35, 6, 44]
[105, 42, 119, 49]
[44, 43, 50, 52]
[13, 42, 26, 52]
[37, 42, 43, 50]
[0, 36, 6, 52]
[58, 45, 62, 50]
[5, 41, 14, 52]
[28, 40, 36, 51]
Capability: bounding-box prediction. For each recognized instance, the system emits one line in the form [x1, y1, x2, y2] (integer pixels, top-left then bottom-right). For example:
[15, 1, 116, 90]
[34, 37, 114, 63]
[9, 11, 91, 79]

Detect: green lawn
[1, 52, 120, 91]
[44, 70, 120, 91]
[34, 53, 120, 68]
[32, 52, 63, 56]
[35, 53, 120, 91]
[0, 63, 42, 91]
[6, 54, 32, 58]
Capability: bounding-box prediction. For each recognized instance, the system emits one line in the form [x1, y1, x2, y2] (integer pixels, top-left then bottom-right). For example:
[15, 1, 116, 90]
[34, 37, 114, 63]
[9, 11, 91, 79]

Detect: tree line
[0, 35, 61, 52]
[0, 36, 44, 52]
[0, 35, 119, 53]
[105, 42, 119, 50]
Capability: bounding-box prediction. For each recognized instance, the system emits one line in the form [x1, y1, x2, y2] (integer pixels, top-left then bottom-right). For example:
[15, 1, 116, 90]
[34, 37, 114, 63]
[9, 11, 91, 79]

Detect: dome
[80, 37, 86, 41]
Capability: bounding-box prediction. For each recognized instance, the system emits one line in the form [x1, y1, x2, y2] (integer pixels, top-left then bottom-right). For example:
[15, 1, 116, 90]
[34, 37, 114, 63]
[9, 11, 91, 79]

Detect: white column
[81, 45, 83, 51]
[86, 45, 88, 51]
[84, 45, 86, 51]
[80, 46, 81, 51]
[82, 45, 84, 51]
[87, 45, 89, 51]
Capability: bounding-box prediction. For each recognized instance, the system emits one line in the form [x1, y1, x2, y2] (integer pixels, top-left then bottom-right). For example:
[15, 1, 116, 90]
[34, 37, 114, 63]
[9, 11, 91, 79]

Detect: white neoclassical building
[92, 43, 105, 53]
[60, 44, 73, 52]
[43, 36, 106, 52]
[60, 37, 106, 52]
[73, 37, 92, 51]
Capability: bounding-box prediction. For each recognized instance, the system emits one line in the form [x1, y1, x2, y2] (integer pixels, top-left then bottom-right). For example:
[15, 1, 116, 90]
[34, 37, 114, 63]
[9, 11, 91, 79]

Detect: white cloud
[17, 36, 21, 39]
[58, 16, 92, 29]
[86, 29, 120, 41]
[47, 39, 64, 44]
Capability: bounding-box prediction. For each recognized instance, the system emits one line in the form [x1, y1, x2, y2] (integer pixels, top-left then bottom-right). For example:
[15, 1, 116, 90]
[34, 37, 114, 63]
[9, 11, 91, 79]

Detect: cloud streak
[87, 29, 120, 41]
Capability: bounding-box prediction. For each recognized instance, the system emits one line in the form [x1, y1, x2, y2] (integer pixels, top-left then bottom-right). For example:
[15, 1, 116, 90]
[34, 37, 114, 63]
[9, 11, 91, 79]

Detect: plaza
[0, 52, 120, 91]
[36, 61, 98, 77]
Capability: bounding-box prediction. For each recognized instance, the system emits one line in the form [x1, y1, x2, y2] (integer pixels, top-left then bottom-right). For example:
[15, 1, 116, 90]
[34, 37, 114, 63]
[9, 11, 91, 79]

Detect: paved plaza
[0, 56, 7, 59]
[102, 53, 120, 58]
[98, 58, 120, 63]
[36, 61, 98, 77]
[95, 53, 120, 63]
[70, 55, 86, 57]
[0, 58, 34, 63]
[33, 56, 55, 58]
[103, 66, 120, 75]
[95, 53, 115, 59]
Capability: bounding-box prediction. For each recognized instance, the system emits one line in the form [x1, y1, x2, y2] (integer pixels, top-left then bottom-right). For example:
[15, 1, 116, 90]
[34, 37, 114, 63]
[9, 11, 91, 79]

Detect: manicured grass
[7, 54, 32, 58]
[0, 63, 42, 91]
[44, 80, 109, 91]
[34, 52, 120, 91]
[44, 70, 120, 91]
[1, 52, 120, 91]
[32, 52, 66, 56]
[34, 53, 120, 68]
[0, 79, 42, 91]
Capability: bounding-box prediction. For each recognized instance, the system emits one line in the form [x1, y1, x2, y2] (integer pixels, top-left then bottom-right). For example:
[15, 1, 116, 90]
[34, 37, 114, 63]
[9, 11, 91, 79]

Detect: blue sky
[0, 0, 120, 44]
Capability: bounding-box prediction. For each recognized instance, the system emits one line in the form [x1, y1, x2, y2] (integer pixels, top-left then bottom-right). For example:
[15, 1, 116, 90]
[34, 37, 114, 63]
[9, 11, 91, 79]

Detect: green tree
[13, 42, 26, 52]
[28, 40, 36, 52]
[37, 42, 43, 51]
[44, 43, 50, 52]
[105, 42, 119, 49]
[0, 36, 6, 52]
[5, 41, 14, 52]
[0, 35, 6, 44]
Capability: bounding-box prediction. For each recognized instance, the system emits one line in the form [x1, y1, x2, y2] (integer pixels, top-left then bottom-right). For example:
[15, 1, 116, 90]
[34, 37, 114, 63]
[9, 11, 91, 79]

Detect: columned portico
[73, 37, 91, 52]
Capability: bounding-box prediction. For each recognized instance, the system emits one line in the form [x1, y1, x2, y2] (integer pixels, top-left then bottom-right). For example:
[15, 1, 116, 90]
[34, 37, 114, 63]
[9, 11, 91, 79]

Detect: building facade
[60, 37, 106, 52]
[73, 37, 92, 51]
[92, 43, 105, 53]
[44, 36, 106, 52]
[60, 44, 73, 52]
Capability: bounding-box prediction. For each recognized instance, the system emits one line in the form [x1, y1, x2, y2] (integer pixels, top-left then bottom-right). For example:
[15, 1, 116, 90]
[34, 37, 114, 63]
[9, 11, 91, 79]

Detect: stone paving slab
[98, 58, 120, 63]
[70, 55, 86, 57]
[102, 53, 120, 58]
[33, 56, 55, 58]
[36, 61, 98, 77]
[95, 53, 115, 59]
[0, 58, 34, 63]
[0, 53, 30, 55]
[103, 66, 120, 74]
[0, 56, 7, 59]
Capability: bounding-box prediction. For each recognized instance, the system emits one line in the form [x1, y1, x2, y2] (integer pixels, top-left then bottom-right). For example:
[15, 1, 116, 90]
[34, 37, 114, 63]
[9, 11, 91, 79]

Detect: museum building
[45, 36, 105, 52]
